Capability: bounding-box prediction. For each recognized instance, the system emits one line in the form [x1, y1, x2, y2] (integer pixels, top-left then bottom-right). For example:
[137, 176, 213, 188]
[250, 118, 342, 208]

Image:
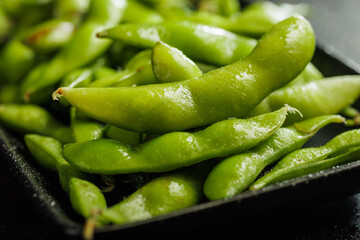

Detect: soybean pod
[21, 0, 128, 102]
[250, 129, 360, 190]
[203, 115, 345, 200]
[246, 75, 360, 125]
[98, 163, 210, 225]
[54, 15, 315, 133]
[63, 106, 293, 175]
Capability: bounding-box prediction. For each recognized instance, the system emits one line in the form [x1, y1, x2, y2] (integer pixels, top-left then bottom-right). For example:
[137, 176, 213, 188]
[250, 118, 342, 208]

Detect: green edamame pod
[53, 0, 90, 23]
[271, 146, 360, 184]
[250, 129, 360, 190]
[93, 67, 118, 79]
[17, 63, 54, 104]
[55, 15, 315, 133]
[88, 49, 157, 87]
[286, 62, 323, 87]
[22, 133, 90, 192]
[97, 20, 257, 66]
[123, 0, 163, 24]
[247, 75, 360, 125]
[63, 106, 292, 174]
[70, 107, 105, 143]
[222, 1, 310, 37]
[21, 0, 128, 102]
[0, 104, 73, 143]
[24, 134, 63, 171]
[98, 164, 209, 225]
[60, 68, 94, 88]
[69, 178, 107, 219]
[198, 0, 241, 17]
[0, 39, 35, 83]
[151, 41, 203, 83]
[21, 19, 76, 53]
[105, 124, 143, 146]
[23, 134, 106, 224]
[203, 114, 345, 200]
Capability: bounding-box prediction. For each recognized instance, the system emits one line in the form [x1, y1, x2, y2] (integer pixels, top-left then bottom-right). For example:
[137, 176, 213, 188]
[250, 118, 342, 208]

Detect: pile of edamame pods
[1, 0, 360, 238]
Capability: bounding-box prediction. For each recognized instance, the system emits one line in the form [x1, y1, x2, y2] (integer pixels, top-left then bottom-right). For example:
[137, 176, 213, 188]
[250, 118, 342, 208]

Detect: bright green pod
[93, 67, 118, 79]
[203, 115, 345, 200]
[55, 15, 315, 133]
[0, 39, 35, 83]
[123, 0, 163, 24]
[21, 19, 75, 53]
[69, 178, 107, 219]
[250, 129, 360, 190]
[53, 0, 90, 23]
[198, 0, 241, 17]
[18, 63, 54, 104]
[105, 124, 143, 146]
[197, 1, 309, 38]
[285, 62, 323, 87]
[0, 104, 73, 143]
[63, 106, 291, 175]
[246, 75, 360, 125]
[268, 146, 360, 184]
[24, 134, 63, 171]
[98, 166, 206, 225]
[70, 107, 105, 143]
[151, 41, 203, 83]
[97, 20, 258, 66]
[226, 1, 310, 37]
[88, 49, 157, 87]
[23, 128, 107, 219]
[21, 0, 128, 102]
[60, 68, 94, 88]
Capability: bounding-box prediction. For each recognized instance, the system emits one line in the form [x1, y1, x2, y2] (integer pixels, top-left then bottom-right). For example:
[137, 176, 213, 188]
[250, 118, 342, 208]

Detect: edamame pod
[97, 20, 258, 66]
[21, 19, 76, 53]
[88, 49, 156, 87]
[198, 0, 241, 17]
[247, 75, 360, 125]
[268, 146, 360, 184]
[24, 134, 63, 171]
[0, 39, 35, 83]
[21, 0, 128, 102]
[54, 15, 315, 133]
[250, 129, 360, 190]
[63, 106, 292, 174]
[53, 0, 90, 23]
[104, 124, 143, 146]
[190, 1, 310, 38]
[70, 107, 105, 143]
[203, 115, 345, 200]
[23, 134, 107, 225]
[151, 41, 203, 83]
[98, 163, 209, 225]
[0, 104, 73, 143]
[123, 0, 163, 24]
[69, 178, 107, 219]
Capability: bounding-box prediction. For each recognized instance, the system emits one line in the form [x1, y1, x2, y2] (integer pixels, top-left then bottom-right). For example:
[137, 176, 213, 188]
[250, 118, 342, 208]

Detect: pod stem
[52, 88, 63, 101]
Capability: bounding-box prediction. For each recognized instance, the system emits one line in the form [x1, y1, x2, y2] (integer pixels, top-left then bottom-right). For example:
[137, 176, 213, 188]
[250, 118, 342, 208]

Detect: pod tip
[285, 104, 303, 117]
[96, 31, 107, 38]
[52, 88, 63, 101]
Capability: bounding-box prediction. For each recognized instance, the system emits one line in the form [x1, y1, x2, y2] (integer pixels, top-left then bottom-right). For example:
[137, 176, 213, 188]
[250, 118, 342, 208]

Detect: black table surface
[2, 1, 360, 239]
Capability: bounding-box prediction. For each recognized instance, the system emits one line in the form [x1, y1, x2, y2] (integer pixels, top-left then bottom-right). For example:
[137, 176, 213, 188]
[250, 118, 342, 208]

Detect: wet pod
[54, 15, 315, 133]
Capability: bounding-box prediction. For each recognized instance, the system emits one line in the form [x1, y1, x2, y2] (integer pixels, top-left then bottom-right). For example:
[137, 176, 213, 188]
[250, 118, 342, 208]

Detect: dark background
[2, 0, 360, 239]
